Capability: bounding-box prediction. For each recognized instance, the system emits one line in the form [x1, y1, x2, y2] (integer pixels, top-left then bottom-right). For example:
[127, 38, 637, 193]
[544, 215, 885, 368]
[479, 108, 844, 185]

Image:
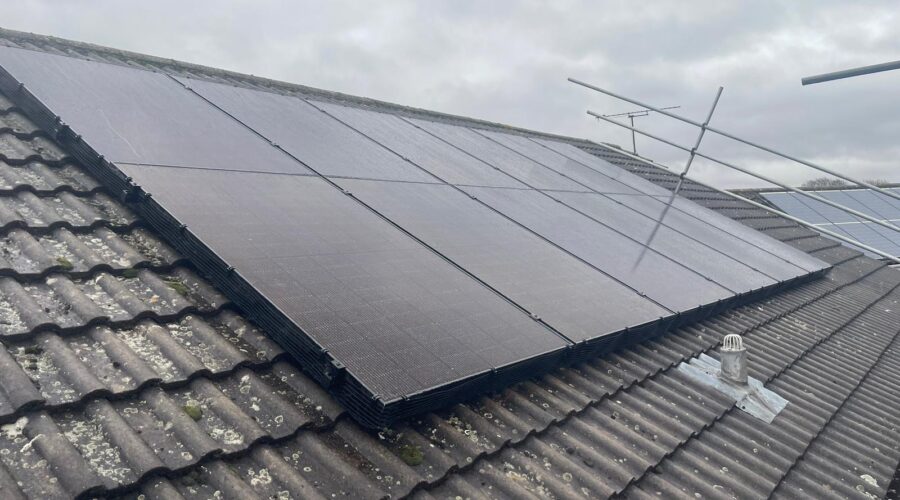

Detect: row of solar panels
[0, 45, 828, 425]
[762, 188, 900, 259]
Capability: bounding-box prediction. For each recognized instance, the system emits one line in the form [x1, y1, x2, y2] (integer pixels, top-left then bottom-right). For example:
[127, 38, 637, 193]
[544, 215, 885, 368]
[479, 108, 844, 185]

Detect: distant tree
[865, 178, 892, 187]
[800, 177, 850, 189]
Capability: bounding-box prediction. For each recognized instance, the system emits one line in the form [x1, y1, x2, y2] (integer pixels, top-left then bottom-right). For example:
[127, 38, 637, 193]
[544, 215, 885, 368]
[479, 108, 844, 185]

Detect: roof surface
[0, 28, 897, 499]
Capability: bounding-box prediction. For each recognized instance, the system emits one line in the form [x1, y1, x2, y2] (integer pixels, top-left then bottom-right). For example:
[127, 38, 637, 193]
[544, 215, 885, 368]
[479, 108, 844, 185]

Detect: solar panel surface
[0, 44, 831, 425]
[762, 188, 900, 258]
[0, 45, 308, 175]
[120, 165, 572, 401]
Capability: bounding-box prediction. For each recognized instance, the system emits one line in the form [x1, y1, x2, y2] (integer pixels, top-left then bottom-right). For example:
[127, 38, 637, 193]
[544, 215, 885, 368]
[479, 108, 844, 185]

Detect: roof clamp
[676, 334, 789, 423]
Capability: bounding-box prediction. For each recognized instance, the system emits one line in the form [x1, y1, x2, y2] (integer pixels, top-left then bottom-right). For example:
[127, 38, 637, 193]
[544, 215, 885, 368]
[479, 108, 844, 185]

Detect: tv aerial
[601, 105, 680, 154]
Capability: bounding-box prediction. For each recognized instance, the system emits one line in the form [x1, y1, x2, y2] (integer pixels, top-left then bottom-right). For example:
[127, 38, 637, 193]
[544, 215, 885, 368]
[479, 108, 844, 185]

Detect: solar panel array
[0, 45, 829, 426]
[762, 188, 900, 259]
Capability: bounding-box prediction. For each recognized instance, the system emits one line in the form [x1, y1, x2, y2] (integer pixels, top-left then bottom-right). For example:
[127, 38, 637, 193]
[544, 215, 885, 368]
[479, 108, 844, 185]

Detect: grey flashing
[678, 353, 789, 424]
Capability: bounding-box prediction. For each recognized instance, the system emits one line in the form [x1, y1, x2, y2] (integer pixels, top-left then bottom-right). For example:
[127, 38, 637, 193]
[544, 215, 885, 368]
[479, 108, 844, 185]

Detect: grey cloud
[3, 0, 898, 188]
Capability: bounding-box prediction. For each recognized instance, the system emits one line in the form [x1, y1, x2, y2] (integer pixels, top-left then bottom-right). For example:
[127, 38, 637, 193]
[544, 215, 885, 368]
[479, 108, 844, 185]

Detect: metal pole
[629, 115, 637, 154]
[569, 77, 900, 203]
[634, 87, 723, 268]
[589, 110, 900, 234]
[802, 59, 900, 85]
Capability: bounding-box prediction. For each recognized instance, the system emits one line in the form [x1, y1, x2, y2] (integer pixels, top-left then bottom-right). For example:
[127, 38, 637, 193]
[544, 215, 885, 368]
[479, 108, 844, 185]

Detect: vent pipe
[678, 334, 786, 422]
[719, 334, 748, 385]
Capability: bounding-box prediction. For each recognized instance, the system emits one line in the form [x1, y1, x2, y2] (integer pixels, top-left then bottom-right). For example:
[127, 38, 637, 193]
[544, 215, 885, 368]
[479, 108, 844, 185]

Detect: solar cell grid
[604, 193, 808, 279]
[660, 195, 827, 271]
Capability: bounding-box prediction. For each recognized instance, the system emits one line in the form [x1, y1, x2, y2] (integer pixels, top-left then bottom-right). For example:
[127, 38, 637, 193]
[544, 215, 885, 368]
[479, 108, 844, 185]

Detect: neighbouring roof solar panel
[762, 188, 900, 259]
[762, 192, 835, 224]
[842, 189, 900, 220]
[823, 190, 891, 221]
[841, 221, 895, 247]
[0, 44, 831, 426]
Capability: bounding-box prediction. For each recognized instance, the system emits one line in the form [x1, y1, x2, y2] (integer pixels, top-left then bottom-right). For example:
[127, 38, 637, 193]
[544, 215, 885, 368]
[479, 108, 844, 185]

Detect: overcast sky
[4, 1, 899, 188]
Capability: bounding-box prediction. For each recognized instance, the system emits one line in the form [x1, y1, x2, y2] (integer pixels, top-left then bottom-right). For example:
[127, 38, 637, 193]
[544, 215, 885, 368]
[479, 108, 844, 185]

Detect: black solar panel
[311, 101, 526, 188]
[119, 165, 570, 402]
[0, 44, 831, 426]
[337, 178, 671, 341]
[411, 118, 589, 191]
[0, 46, 307, 175]
[762, 188, 900, 258]
[460, 186, 735, 310]
[174, 77, 437, 183]
[551, 191, 775, 291]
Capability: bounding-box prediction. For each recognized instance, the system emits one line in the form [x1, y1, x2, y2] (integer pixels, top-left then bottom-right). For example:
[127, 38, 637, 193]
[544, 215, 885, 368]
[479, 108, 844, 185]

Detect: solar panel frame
[0, 47, 832, 426]
[172, 81, 795, 307]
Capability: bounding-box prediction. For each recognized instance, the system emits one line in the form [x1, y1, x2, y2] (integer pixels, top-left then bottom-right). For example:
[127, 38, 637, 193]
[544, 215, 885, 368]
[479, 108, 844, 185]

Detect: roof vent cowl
[719, 334, 748, 385]
[677, 334, 788, 423]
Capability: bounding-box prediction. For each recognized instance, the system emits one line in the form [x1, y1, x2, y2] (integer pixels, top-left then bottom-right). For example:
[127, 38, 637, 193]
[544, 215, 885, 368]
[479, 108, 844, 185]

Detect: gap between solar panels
[0, 45, 831, 427]
[570, 77, 900, 265]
